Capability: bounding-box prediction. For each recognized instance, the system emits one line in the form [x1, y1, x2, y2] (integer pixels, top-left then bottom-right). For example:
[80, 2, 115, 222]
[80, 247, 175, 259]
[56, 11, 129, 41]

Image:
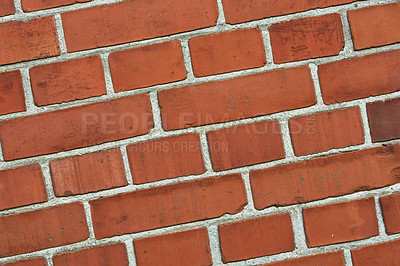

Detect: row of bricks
[1, 193, 400, 262]
[0, 3, 399, 66]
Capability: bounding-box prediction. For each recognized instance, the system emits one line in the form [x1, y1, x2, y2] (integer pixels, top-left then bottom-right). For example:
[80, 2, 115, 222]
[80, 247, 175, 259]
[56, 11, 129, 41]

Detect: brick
[0, 70, 26, 116]
[351, 238, 400, 266]
[348, 3, 400, 50]
[61, 0, 218, 52]
[219, 213, 295, 262]
[2, 258, 47, 266]
[127, 133, 205, 184]
[90, 174, 246, 239]
[319, 49, 400, 104]
[134, 228, 212, 266]
[22, 0, 92, 12]
[0, 94, 153, 161]
[303, 198, 379, 247]
[50, 149, 127, 197]
[250, 144, 400, 209]
[0, 16, 59, 66]
[159, 66, 316, 130]
[0, 164, 47, 211]
[53, 243, 129, 266]
[269, 14, 344, 63]
[222, 0, 359, 24]
[367, 98, 400, 142]
[289, 107, 364, 156]
[380, 193, 400, 235]
[30, 56, 106, 106]
[0, 0, 15, 17]
[0, 203, 89, 257]
[265, 251, 345, 266]
[207, 120, 285, 171]
[189, 28, 266, 77]
[109, 41, 186, 92]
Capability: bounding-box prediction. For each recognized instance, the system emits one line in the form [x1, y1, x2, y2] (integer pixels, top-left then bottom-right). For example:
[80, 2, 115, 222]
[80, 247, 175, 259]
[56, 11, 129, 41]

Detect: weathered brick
[250, 144, 400, 209]
[0, 70, 26, 116]
[380, 193, 400, 235]
[2, 258, 47, 266]
[367, 98, 400, 142]
[265, 251, 345, 266]
[22, 0, 92, 12]
[0, 0, 15, 17]
[351, 238, 400, 265]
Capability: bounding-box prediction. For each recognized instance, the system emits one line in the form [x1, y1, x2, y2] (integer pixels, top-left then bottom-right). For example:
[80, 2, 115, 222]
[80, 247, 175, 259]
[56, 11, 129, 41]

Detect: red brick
[30, 56, 106, 106]
[0, 0, 15, 17]
[0, 164, 47, 211]
[351, 238, 400, 266]
[0, 16, 59, 66]
[222, 0, 359, 24]
[290, 107, 364, 156]
[53, 243, 129, 266]
[0, 203, 89, 257]
[0, 94, 153, 161]
[250, 144, 400, 209]
[219, 213, 295, 262]
[22, 0, 92, 12]
[109, 41, 186, 92]
[303, 198, 379, 247]
[50, 149, 127, 197]
[134, 228, 212, 266]
[207, 120, 285, 171]
[265, 251, 345, 266]
[367, 98, 400, 142]
[159, 66, 316, 130]
[0, 70, 26, 116]
[380, 193, 400, 235]
[2, 258, 47, 266]
[189, 28, 266, 77]
[269, 14, 344, 63]
[348, 3, 400, 50]
[90, 174, 246, 239]
[127, 133, 205, 184]
[61, 0, 218, 52]
[319, 49, 400, 104]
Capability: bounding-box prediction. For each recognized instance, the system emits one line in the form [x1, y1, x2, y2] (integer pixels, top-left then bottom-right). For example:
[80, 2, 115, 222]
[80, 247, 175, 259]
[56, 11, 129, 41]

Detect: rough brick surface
[319, 49, 400, 104]
[159, 66, 316, 130]
[348, 3, 400, 50]
[109, 41, 186, 92]
[0, 70, 26, 116]
[303, 198, 379, 247]
[53, 243, 129, 266]
[351, 239, 400, 266]
[0, 203, 89, 257]
[289, 107, 364, 156]
[30, 56, 107, 106]
[22, 0, 92, 12]
[0, 94, 153, 161]
[367, 98, 400, 143]
[49, 149, 127, 196]
[380, 193, 400, 235]
[2, 258, 47, 266]
[61, 0, 218, 52]
[269, 14, 344, 63]
[250, 144, 400, 209]
[265, 251, 345, 266]
[127, 133, 205, 184]
[189, 28, 266, 77]
[0, 16, 60, 65]
[0, 0, 15, 17]
[219, 213, 295, 262]
[134, 228, 212, 266]
[89, 174, 247, 239]
[0, 164, 47, 211]
[207, 120, 285, 171]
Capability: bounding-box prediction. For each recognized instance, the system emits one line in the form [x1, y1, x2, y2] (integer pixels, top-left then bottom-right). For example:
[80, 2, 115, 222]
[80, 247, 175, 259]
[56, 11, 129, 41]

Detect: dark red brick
[367, 98, 400, 142]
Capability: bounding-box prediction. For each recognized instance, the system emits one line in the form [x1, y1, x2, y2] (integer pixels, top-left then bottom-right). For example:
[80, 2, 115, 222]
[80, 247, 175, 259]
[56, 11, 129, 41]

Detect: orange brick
[348, 3, 400, 50]
[219, 213, 295, 262]
[2, 258, 47, 266]
[109, 41, 186, 92]
[30, 56, 107, 106]
[269, 14, 344, 63]
[189, 28, 266, 77]
[134, 228, 212, 266]
[0, 0, 15, 17]
[265, 251, 345, 266]
[367, 98, 400, 142]
[380, 193, 400, 235]
[351, 238, 400, 266]
[289, 107, 364, 156]
[0, 70, 26, 116]
[207, 120, 285, 171]
[22, 0, 92, 12]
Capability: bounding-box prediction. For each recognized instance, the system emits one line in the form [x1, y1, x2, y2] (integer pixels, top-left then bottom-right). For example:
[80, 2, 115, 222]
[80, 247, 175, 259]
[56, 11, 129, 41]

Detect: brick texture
[134, 228, 212, 266]
[2, 258, 47, 266]
[0, 0, 15, 17]
[380, 193, 400, 235]
[22, 0, 92, 12]
[189, 28, 266, 77]
[265, 251, 345, 266]
[89, 174, 246, 239]
[367, 98, 400, 142]
[0, 70, 26, 116]
[351, 239, 400, 265]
